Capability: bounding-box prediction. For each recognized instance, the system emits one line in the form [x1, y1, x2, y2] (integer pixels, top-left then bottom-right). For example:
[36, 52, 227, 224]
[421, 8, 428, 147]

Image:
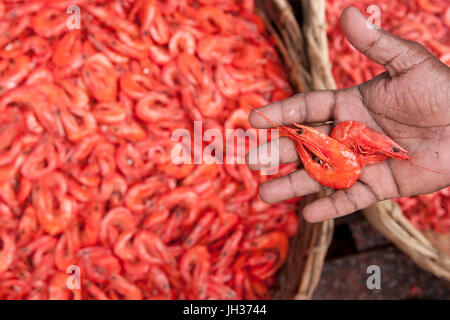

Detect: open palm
[247, 7, 450, 222]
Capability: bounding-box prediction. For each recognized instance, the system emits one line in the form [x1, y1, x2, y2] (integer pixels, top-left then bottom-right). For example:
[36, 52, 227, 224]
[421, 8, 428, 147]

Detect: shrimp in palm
[330, 120, 410, 166]
[253, 109, 361, 189]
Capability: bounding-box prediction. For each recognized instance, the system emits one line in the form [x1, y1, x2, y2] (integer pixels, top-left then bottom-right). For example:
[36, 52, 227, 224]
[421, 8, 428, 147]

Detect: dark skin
[247, 7, 450, 223]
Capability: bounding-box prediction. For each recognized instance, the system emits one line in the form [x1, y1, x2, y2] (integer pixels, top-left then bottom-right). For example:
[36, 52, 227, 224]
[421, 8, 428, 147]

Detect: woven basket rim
[258, 0, 336, 300]
[363, 200, 450, 281]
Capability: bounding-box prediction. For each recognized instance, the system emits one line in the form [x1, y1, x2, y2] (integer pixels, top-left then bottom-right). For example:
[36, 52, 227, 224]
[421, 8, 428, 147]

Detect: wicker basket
[363, 200, 450, 281]
[257, 0, 336, 299]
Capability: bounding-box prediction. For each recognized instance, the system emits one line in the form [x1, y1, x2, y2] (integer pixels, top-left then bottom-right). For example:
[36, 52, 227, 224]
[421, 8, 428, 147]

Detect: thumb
[340, 6, 431, 76]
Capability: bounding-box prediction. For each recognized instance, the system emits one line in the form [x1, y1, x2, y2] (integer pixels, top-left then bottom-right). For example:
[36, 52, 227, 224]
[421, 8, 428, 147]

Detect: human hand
[247, 7, 450, 223]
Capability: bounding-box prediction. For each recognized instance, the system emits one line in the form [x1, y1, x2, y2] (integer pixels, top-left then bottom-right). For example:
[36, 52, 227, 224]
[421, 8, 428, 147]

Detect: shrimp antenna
[249, 107, 280, 128]
[393, 159, 444, 193]
[406, 160, 444, 175]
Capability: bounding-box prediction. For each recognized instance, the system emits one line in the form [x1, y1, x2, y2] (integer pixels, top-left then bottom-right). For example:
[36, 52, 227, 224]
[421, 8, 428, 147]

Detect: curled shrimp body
[145, 265, 173, 299]
[207, 211, 240, 243]
[125, 176, 170, 213]
[48, 272, 81, 300]
[32, 186, 74, 236]
[197, 6, 231, 34]
[5, 174, 32, 207]
[79, 202, 104, 247]
[92, 102, 127, 124]
[0, 54, 32, 93]
[99, 173, 128, 206]
[99, 207, 136, 260]
[145, 188, 199, 228]
[57, 80, 90, 110]
[107, 274, 142, 300]
[77, 246, 121, 284]
[184, 211, 216, 247]
[86, 5, 138, 36]
[31, 8, 67, 38]
[129, 0, 155, 34]
[135, 92, 173, 122]
[60, 108, 97, 142]
[17, 205, 38, 245]
[215, 63, 239, 98]
[197, 35, 235, 63]
[243, 231, 289, 280]
[179, 245, 210, 299]
[81, 53, 118, 102]
[52, 31, 83, 69]
[133, 230, 176, 267]
[169, 30, 196, 56]
[20, 235, 57, 267]
[0, 230, 15, 273]
[120, 72, 160, 100]
[330, 120, 410, 166]
[177, 52, 205, 86]
[55, 225, 80, 271]
[0, 36, 51, 64]
[25, 67, 53, 86]
[107, 119, 147, 142]
[213, 225, 243, 272]
[0, 124, 23, 167]
[86, 24, 130, 64]
[149, 45, 171, 65]
[254, 109, 361, 189]
[197, 83, 225, 118]
[116, 143, 154, 181]
[287, 123, 361, 189]
[21, 140, 58, 180]
[0, 15, 30, 48]
[99, 207, 136, 251]
[149, 13, 170, 45]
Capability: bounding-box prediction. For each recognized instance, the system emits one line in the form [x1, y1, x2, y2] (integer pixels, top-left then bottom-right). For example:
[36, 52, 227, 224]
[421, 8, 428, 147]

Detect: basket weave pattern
[363, 200, 450, 281]
[259, 0, 336, 299]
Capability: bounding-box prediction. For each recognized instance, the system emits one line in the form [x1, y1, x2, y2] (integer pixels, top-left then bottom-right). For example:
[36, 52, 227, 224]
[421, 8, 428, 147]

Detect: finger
[302, 181, 379, 223]
[258, 169, 323, 204]
[249, 90, 336, 128]
[246, 137, 298, 171]
[340, 7, 431, 76]
[246, 125, 331, 171]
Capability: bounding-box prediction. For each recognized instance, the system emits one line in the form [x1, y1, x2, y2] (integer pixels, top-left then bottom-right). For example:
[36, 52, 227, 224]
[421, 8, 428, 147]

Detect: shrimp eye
[296, 128, 303, 135]
[392, 147, 400, 153]
[312, 155, 322, 164]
